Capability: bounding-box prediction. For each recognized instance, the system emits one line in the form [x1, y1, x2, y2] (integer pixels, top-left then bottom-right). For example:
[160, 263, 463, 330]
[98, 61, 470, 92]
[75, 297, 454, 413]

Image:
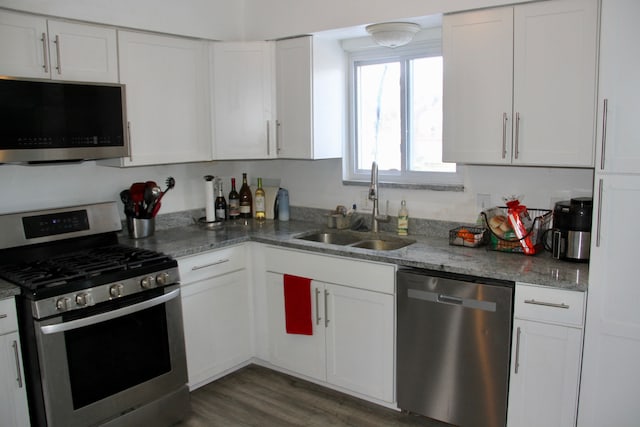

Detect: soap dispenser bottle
[397, 200, 409, 236]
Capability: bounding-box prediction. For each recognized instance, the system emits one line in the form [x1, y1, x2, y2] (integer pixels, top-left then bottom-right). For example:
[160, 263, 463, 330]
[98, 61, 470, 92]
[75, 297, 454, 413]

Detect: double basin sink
[295, 230, 415, 251]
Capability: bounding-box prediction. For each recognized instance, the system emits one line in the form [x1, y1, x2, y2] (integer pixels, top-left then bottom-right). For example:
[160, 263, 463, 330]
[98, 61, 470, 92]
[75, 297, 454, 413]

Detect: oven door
[33, 284, 188, 427]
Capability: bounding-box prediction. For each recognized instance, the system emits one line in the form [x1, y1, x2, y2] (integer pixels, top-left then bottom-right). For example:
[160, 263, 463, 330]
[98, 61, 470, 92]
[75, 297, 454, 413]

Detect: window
[345, 40, 463, 188]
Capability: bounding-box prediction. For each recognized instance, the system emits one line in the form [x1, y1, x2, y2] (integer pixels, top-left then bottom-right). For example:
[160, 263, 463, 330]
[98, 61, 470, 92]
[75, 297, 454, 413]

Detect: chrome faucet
[368, 161, 390, 233]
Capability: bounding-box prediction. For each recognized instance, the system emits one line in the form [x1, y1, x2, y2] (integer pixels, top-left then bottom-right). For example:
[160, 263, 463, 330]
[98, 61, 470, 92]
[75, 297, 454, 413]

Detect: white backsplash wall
[229, 159, 594, 223]
[0, 161, 234, 217]
[0, 158, 593, 224]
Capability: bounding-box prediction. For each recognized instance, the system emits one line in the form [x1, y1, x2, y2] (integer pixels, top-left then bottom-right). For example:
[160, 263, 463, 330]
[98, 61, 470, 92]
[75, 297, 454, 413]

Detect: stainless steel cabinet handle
[514, 327, 521, 374]
[324, 289, 329, 327]
[12, 340, 23, 388]
[266, 120, 271, 156]
[600, 99, 608, 170]
[315, 288, 321, 325]
[191, 258, 229, 270]
[0, 313, 7, 319]
[514, 112, 520, 160]
[41, 32, 49, 73]
[501, 112, 508, 159]
[596, 178, 603, 247]
[523, 299, 569, 309]
[54, 34, 62, 74]
[276, 120, 282, 154]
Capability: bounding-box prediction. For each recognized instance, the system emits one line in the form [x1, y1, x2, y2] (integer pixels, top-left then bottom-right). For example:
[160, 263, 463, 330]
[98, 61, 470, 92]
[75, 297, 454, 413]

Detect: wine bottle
[215, 181, 227, 221]
[228, 177, 240, 220]
[239, 173, 253, 218]
[254, 177, 266, 221]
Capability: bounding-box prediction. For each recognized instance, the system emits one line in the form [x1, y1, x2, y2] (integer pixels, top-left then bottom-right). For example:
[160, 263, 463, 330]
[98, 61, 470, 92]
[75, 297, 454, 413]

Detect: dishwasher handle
[407, 288, 497, 313]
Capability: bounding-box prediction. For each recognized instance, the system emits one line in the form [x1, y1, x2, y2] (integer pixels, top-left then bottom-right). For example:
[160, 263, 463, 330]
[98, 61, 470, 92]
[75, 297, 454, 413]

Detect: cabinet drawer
[514, 283, 585, 327]
[178, 245, 246, 284]
[0, 298, 18, 334]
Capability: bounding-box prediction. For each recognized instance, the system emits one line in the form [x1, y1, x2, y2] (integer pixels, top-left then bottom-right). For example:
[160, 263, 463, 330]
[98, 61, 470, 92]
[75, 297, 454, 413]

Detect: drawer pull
[191, 259, 230, 270]
[12, 340, 23, 388]
[524, 299, 569, 309]
[0, 314, 7, 319]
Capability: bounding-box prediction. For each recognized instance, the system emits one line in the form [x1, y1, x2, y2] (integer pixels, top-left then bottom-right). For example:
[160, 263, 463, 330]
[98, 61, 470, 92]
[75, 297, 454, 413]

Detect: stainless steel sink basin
[295, 231, 415, 251]
[349, 238, 415, 251]
[295, 231, 363, 245]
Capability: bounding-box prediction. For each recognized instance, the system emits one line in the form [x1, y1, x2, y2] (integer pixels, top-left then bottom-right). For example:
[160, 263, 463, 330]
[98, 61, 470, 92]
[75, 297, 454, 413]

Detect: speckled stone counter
[0, 279, 21, 299]
[121, 218, 588, 291]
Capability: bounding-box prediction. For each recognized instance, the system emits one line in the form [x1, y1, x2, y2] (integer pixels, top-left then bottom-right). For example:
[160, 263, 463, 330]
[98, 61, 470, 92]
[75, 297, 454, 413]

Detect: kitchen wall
[0, 0, 595, 224]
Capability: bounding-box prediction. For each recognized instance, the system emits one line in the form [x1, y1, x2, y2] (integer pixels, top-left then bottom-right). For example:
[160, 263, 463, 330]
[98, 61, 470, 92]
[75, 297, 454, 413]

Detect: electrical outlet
[476, 193, 491, 212]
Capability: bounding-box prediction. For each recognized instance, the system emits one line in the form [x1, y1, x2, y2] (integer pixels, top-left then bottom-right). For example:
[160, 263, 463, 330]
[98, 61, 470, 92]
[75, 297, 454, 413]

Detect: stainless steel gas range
[0, 202, 189, 427]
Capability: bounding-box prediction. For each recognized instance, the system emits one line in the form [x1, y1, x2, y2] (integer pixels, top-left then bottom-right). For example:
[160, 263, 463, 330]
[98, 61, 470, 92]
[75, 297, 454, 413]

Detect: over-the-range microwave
[0, 77, 129, 163]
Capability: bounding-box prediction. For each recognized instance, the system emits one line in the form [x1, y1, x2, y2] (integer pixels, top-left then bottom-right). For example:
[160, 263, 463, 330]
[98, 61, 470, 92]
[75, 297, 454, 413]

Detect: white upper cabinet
[105, 31, 212, 166]
[275, 36, 345, 159]
[594, 0, 640, 174]
[443, 0, 598, 167]
[210, 41, 276, 160]
[0, 10, 118, 83]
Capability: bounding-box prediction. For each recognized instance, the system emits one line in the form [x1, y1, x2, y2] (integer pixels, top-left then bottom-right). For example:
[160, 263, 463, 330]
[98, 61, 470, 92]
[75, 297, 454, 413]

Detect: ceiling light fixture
[365, 22, 421, 48]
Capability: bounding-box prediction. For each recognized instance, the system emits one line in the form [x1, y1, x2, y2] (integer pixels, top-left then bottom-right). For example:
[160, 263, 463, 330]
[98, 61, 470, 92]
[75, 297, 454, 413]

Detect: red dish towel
[283, 274, 313, 335]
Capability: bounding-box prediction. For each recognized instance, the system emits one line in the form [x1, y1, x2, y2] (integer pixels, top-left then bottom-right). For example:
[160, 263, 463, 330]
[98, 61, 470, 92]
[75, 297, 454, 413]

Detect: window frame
[343, 38, 464, 189]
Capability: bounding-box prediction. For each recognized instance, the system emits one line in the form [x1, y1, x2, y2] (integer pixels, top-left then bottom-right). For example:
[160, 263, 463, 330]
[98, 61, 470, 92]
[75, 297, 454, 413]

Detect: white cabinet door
[0, 298, 30, 427]
[0, 11, 49, 78]
[443, 0, 598, 167]
[275, 36, 344, 159]
[113, 31, 212, 166]
[443, 7, 514, 164]
[0, 11, 117, 83]
[211, 41, 276, 160]
[512, 0, 597, 166]
[507, 319, 582, 427]
[325, 283, 394, 402]
[265, 272, 325, 382]
[179, 246, 251, 389]
[579, 175, 640, 426]
[46, 20, 118, 83]
[181, 269, 251, 389]
[594, 0, 640, 174]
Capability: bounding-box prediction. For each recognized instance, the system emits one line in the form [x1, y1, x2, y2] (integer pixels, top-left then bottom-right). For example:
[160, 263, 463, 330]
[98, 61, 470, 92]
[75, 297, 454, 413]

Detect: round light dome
[365, 22, 421, 48]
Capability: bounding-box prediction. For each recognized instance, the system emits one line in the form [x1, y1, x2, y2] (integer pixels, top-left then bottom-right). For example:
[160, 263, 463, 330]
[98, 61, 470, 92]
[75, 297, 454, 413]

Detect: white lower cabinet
[263, 247, 395, 403]
[507, 284, 585, 427]
[0, 298, 30, 427]
[178, 245, 251, 390]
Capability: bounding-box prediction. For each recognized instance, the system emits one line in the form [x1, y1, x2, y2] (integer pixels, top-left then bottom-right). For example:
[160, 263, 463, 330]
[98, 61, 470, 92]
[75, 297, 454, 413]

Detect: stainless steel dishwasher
[397, 268, 514, 427]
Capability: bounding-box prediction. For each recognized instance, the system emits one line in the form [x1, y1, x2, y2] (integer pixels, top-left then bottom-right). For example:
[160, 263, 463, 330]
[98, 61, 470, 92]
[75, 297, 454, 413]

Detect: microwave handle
[39, 288, 180, 335]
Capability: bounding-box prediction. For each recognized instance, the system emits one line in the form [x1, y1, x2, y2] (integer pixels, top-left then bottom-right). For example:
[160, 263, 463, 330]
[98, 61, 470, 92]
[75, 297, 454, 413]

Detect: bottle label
[239, 204, 251, 214]
[215, 208, 226, 221]
[255, 195, 265, 212]
[398, 216, 409, 236]
[229, 199, 240, 217]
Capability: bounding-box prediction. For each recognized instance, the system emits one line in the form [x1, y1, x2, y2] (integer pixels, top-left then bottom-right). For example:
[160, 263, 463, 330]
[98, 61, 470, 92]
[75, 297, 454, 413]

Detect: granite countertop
[122, 218, 588, 292]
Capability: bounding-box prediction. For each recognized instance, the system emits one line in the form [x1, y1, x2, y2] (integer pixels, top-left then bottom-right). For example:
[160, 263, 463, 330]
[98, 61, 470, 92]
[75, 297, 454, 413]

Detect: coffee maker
[551, 197, 593, 262]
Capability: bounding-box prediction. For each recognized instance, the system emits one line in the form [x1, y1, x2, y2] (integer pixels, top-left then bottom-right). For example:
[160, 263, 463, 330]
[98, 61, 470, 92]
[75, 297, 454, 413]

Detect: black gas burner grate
[0, 244, 172, 291]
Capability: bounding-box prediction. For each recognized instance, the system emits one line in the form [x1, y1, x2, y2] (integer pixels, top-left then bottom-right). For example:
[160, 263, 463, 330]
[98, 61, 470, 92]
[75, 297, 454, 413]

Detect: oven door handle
[39, 288, 180, 335]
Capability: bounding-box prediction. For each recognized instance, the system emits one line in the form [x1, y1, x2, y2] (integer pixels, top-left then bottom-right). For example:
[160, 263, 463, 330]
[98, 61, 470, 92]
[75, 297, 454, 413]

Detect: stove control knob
[140, 276, 156, 289]
[155, 272, 171, 286]
[75, 293, 94, 307]
[109, 283, 124, 298]
[56, 297, 71, 312]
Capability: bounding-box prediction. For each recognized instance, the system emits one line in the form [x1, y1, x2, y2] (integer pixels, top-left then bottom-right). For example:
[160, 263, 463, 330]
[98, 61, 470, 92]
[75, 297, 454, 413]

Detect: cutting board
[264, 186, 279, 219]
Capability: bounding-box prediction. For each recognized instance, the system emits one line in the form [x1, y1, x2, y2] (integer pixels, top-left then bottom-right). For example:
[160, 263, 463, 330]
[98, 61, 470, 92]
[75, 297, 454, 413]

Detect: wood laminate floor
[177, 364, 451, 427]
